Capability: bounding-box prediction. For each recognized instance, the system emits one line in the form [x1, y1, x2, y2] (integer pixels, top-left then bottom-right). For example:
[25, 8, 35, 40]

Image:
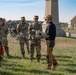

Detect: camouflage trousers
[46, 40, 58, 69]
[19, 37, 29, 56]
[30, 39, 41, 62]
[4, 39, 9, 56]
[0, 44, 2, 62]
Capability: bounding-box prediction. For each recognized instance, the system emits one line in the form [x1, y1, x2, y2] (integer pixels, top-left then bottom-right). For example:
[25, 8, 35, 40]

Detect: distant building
[71, 16, 76, 29]
[60, 22, 68, 30]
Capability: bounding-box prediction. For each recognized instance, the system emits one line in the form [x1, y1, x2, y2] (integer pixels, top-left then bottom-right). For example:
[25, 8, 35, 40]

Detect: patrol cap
[34, 15, 39, 19]
[44, 15, 52, 20]
[2, 18, 6, 22]
[21, 16, 25, 20]
[0, 18, 2, 21]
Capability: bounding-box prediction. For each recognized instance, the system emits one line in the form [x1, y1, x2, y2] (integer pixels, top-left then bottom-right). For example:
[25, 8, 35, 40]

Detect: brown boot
[52, 61, 58, 70]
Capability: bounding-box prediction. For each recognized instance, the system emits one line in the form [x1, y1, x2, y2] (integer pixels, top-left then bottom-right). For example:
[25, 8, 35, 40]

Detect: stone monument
[42, 0, 66, 36]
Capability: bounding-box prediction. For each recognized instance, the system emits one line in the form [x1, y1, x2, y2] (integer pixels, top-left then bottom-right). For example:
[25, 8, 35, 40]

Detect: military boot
[22, 54, 25, 58]
[37, 58, 40, 62]
[36, 55, 41, 62]
[7, 53, 10, 58]
[0, 61, 2, 67]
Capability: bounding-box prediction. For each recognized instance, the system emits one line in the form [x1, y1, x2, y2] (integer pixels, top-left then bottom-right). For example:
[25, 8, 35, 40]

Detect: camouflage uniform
[0, 26, 3, 66]
[10, 21, 17, 37]
[1, 19, 9, 57]
[18, 22, 29, 57]
[0, 18, 6, 66]
[29, 18, 42, 62]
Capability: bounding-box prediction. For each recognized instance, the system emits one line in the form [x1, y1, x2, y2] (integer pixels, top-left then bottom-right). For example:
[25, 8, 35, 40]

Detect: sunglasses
[34, 18, 38, 19]
[45, 19, 48, 20]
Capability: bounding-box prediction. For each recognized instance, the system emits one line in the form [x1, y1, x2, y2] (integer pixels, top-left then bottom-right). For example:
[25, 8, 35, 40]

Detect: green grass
[0, 34, 76, 75]
[64, 29, 76, 34]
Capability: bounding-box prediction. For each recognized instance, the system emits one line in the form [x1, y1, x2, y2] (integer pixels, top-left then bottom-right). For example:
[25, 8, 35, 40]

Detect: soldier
[17, 17, 29, 58]
[10, 21, 17, 37]
[1, 18, 10, 57]
[0, 18, 5, 67]
[0, 18, 2, 67]
[28, 15, 42, 62]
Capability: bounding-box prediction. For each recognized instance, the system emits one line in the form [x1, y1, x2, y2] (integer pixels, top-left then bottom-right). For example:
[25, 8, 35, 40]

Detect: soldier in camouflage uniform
[0, 18, 3, 67]
[17, 17, 29, 58]
[1, 19, 10, 57]
[0, 18, 6, 67]
[28, 15, 42, 62]
[10, 21, 17, 37]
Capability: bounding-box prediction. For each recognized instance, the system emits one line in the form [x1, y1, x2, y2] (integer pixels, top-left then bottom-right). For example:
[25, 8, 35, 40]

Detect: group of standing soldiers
[0, 15, 42, 67]
[18, 16, 42, 62]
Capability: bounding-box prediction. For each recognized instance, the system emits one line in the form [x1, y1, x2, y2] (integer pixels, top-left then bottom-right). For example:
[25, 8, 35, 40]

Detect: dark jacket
[45, 22, 56, 40]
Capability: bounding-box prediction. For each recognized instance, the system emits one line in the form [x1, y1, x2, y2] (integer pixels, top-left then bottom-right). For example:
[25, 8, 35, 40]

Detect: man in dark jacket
[43, 15, 58, 70]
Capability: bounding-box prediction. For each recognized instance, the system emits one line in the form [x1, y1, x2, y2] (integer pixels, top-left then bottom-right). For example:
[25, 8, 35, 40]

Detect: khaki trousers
[46, 40, 58, 68]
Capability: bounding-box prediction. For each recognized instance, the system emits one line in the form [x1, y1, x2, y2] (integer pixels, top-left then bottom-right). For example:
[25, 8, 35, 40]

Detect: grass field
[0, 34, 76, 75]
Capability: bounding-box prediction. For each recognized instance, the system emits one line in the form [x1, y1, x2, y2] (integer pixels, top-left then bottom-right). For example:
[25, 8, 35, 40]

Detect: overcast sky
[0, 0, 76, 22]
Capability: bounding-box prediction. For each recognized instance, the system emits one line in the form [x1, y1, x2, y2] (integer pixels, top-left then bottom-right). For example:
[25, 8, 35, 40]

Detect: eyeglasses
[34, 18, 38, 20]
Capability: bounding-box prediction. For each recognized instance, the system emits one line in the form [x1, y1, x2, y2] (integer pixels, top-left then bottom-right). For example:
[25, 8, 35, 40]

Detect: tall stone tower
[43, 0, 66, 36]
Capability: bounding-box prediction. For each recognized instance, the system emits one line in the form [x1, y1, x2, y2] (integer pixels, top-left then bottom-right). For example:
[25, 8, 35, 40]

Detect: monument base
[42, 22, 66, 37]
[56, 27, 66, 37]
